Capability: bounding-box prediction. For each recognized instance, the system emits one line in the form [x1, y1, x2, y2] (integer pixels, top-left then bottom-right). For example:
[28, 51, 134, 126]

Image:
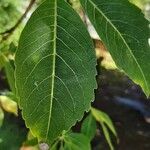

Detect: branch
[0, 0, 36, 41]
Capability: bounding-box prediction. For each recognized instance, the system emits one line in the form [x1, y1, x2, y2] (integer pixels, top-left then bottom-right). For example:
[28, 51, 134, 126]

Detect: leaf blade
[81, 113, 97, 140]
[91, 108, 117, 138]
[15, 0, 96, 143]
[91, 107, 117, 150]
[64, 133, 91, 150]
[80, 0, 150, 96]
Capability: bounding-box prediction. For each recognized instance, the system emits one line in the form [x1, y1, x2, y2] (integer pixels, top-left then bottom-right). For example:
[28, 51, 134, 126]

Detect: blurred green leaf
[0, 95, 17, 115]
[23, 131, 38, 146]
[91, 108, 117, 137]
[9, 43, 17, 54]
[3, 91, 18, 103]
[91, 107, 117, 150]
[101, 122, 114, 150]
[81, 114, 96, 140]
[0, 108, 4, 127]
[0, 112, 27, 150]
[51, 141, 59, 150]
[129, 0, 143, 8]
[0, 53, 7, 69]
[0, 0, 24, 33]
[24, 138, 38, 146]
[64, 133, 91, 150]
[5, 60, 16, 94]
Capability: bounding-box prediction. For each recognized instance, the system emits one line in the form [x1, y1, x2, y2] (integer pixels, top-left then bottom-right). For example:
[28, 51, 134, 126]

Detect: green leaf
[0, 95, 18, 115]
[0, 108, 4, 127]
[3, 91, 18, 103]
[9, 43, 17, 54]
[24, 131, 38, 146]
[101, 122, 114, 150]
[91, 107, 117, 150]
[81, 113, 96, 140]
[0, 113, 27, 150]
[91, 108, 117, 138]
[0, 53, 7, 69]
[24, 138, 38, 146]
[51, 141, 59, 150]
[5, 60, 16, 94]
[64, 133, 91, 150]
[80, 0, 150, 96]
[15, 0, 96, 144]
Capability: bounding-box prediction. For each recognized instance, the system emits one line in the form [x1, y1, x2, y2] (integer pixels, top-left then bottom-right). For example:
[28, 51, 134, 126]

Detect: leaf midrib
[46, 0, 57, 140]
[88, 0, 149, 93]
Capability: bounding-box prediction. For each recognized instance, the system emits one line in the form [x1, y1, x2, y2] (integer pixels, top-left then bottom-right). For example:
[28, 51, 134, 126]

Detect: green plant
[0, 0, 149, 149]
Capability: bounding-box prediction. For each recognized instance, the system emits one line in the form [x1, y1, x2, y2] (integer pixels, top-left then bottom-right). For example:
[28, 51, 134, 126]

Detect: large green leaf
[80, 0, 150, 96]
[15, 0, 96, 144]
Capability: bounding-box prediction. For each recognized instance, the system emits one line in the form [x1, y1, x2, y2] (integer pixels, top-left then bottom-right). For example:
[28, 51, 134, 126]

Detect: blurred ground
[92, 66, 150, 150]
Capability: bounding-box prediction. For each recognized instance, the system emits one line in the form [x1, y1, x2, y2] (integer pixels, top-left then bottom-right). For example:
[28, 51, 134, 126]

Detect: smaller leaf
[0, 108, 4, 127]
[0, 112, 27, 149]
[3, 91, 18, 103]
[101, 122, 114, 150]
[64, 133, 91, 150]
[9, 43, 17, 54]
[5, 60, 16, 94]
[0, 53, 7, 69]
[51, 141, 59, 150]
[91, 108, 117, 137]
[91, 107, 118, 150]
[60, 141, 64, 150]
[24, 132, 38, 147]
[24, 138, 38, 146]
[0, 95, 17, 115]
[81, 113, 96, 140]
